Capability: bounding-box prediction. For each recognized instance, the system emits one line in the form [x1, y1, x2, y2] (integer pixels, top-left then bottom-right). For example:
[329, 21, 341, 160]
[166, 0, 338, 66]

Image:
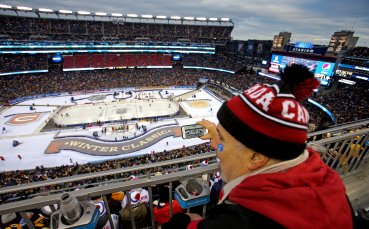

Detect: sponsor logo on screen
[322, 63, 331, 71]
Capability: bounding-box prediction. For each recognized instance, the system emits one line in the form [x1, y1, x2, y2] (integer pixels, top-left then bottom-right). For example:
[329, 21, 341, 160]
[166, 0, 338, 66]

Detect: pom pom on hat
[280, 64, 320, 101]
[217, 64, 317, 160]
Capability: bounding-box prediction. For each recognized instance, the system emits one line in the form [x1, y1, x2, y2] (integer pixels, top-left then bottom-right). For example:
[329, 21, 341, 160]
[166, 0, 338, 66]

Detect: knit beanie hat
[217, 64, 319, 160]
[111, 191, 125, 202]
[129, 191, 141, 206]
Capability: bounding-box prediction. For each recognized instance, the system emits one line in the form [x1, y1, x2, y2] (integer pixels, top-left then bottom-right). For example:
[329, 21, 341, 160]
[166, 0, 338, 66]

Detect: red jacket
[189, 149, 353, 228]
[154, 200, 183, 225]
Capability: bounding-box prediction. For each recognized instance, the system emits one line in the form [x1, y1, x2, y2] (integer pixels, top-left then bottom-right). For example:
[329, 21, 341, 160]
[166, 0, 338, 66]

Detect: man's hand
[197, 119, 220, 150]
[186, 213, 203, 221]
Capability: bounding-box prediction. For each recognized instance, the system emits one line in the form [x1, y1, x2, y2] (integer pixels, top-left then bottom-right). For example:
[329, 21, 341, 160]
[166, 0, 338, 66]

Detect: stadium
[0, 3, 369, 229]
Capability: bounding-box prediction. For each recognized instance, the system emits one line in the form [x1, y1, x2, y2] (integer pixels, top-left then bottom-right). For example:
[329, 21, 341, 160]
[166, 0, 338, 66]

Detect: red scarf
[228, 149, 352, 228]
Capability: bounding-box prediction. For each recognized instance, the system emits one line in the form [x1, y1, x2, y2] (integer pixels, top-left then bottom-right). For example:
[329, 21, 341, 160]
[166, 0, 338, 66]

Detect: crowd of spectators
[1, 65, 368, 126]
[0, 53, 257, 77]
[306, 80, 369, 125]
[0, 15, 232, 44]
[0, 141, 218, 229]
[346, 46, 369, 59]
[0, 143, 212, 200]
[0, 68, 226, 102]
[0, 54, 48, 73]
[182, 54, 255, 72]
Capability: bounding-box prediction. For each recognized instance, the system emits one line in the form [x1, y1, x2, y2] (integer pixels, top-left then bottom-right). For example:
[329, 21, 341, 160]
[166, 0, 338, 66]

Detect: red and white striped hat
[217, 64, 319, 160]
[200, 159, 209, 167]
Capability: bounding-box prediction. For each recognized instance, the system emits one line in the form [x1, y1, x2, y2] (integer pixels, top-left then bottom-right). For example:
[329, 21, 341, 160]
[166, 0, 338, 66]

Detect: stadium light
[59, 9, 73, 14]
[196, 17, 207, 21]
[78, 11, 91, 15]
[39, 8, 53, 13]
[209, 18, 218, 21]
[142, 14, 153, 18]
[111, 13, 123, 17]
[127, 14, 138, 17]
[221, 17, 230, 21]
[184, 17, 194, 20]
[170, 16, 181, 20]
[17, 6, 32, 11]
[0, 4, 12, 9]
[156, 15, 167, 19]
[95, 12, 107, 16]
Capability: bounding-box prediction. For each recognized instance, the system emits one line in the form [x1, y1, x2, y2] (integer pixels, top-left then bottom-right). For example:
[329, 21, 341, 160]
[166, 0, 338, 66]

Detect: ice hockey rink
[0, 87, 223, 171]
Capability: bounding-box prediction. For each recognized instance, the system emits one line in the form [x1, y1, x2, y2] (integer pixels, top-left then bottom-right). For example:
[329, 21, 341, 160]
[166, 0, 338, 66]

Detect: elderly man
[163, 64, 353, 229]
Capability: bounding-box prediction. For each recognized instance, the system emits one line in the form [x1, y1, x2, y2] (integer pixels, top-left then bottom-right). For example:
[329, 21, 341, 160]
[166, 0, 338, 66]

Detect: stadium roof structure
[0, 4, 234, 26]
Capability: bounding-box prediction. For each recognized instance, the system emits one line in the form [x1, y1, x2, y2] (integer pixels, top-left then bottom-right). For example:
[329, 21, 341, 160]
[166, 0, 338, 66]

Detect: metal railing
[312, 128, 369, 177]
[307, 119, 369, 139]
[0, 164, 218, 229]
[0, 152, 216, 196]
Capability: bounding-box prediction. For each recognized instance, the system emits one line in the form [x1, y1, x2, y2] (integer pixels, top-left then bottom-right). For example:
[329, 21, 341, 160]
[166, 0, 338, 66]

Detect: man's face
[213, 124, 252, 183]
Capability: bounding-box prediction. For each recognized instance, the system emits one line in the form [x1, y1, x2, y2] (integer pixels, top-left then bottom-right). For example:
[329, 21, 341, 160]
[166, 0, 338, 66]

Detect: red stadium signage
[268, 63, 280, 73]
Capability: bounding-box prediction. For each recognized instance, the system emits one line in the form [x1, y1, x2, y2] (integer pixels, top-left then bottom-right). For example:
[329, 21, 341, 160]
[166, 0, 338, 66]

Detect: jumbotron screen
[269, 54, 335, 86]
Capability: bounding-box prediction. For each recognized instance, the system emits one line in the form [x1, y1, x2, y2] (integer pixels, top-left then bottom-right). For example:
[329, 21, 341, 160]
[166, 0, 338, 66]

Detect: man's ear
[247, 152, 269, 170]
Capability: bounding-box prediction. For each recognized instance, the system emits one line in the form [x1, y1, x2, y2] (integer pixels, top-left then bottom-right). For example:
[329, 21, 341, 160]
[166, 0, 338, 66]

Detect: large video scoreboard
[269, 54, 335, 86]
[336, 63, 369, 81]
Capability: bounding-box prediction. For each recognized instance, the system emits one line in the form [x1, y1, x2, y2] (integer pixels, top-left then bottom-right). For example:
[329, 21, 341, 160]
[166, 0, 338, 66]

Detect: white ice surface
[0, 88, 222, 172]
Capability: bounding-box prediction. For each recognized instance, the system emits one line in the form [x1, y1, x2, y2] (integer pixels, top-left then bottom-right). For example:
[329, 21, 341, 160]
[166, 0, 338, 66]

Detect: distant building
[326, 31, 359, 56]
[272, 32, 291, 51]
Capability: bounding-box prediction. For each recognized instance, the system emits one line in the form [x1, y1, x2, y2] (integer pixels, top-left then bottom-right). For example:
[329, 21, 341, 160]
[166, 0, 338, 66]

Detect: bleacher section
[0, 54, 48, 73]
[0, 15, 233, 44]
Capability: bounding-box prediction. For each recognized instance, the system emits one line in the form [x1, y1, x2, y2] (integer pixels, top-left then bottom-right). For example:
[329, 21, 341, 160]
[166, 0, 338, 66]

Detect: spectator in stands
[153, 185, 183, 226]
[108, 192, 123, 215]
[119, 190, 149, 229]
[164, 65, 353, 228]
[1, 59, 368, 126]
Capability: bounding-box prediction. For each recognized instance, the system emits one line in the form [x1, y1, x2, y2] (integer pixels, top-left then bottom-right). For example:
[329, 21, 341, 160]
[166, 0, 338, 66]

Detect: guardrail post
[148, 184, 155, 229]
[20, 211, 35, 229]
[169, 181, 173, 217]
[49, 204, 56, 212]
[102, 194, 115, 229]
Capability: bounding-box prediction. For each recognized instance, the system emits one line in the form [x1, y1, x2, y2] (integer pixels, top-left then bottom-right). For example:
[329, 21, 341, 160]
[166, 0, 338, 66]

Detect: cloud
[1, 0, 369, 46]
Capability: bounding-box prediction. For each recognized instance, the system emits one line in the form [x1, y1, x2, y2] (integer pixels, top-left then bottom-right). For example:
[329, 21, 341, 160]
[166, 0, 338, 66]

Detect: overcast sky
[2, 0, 369, 46]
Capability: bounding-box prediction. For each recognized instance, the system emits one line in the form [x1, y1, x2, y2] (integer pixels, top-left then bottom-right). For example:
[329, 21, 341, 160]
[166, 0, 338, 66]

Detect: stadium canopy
[0, 4, 233, 25]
